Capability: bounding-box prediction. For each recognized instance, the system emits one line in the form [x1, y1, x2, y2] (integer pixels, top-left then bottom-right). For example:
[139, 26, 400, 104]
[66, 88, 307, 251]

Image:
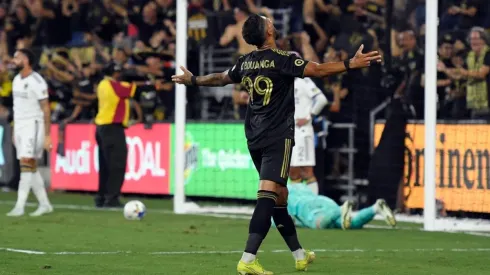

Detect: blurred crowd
[0, 0, 489, 125]
[0, 0, 179, 124]
[391, 0, 490, 120]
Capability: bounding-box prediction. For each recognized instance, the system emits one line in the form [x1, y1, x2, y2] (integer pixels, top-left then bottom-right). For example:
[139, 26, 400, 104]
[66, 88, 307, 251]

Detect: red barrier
[50, 124, 171, 194]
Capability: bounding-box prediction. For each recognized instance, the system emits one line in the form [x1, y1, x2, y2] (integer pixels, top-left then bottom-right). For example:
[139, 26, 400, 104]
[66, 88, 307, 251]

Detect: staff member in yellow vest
[94, 63, 136, 208]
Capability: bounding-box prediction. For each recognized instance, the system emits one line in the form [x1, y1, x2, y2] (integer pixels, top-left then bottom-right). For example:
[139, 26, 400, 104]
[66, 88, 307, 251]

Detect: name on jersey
[241, 60, 276, 70]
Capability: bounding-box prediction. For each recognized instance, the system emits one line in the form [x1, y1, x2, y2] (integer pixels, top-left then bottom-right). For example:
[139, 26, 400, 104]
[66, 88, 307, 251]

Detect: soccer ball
[123, 200, 146, 220]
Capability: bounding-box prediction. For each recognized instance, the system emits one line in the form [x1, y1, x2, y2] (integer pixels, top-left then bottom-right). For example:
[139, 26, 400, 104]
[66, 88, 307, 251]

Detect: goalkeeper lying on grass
[275, 183, 396, 230]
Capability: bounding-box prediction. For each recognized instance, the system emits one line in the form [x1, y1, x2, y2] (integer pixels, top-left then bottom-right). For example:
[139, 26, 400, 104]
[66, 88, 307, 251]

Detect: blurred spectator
[421, 34, 454, 117]
[398, 30, 425, 118]
[219, 7, 255, 58]
[440, 0, 482, 32]
[188, 0, 207, 42]
[202, 0, 232, 12]
[90, 0, 126, 43]
[156, 0, 176, 23]
[127, 1, 163, 46]
[4, 4, 35, 55]
[444, 27, 490, 119]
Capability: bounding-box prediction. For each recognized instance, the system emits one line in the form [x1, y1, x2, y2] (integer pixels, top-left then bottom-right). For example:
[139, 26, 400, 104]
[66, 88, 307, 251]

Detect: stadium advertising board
[50, 124, 171, 194]
[170, 123, 259, 200]
[374, 123, 490, 213]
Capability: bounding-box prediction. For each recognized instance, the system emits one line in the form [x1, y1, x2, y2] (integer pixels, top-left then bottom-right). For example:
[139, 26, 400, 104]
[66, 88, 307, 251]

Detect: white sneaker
[375, 199, 396, 227]
[29, 205, 53, 217]
[7, 208, 25, 217]
[340, 201, 353, 230]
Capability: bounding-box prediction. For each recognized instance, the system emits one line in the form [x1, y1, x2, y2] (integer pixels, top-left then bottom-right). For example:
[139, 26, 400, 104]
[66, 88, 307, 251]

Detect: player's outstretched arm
[303, 44, 382, 78]
[172, 66, 234, 87]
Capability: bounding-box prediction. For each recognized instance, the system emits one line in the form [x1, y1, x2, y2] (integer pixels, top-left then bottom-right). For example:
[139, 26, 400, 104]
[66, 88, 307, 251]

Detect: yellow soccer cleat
[340, 201, 353, 230]
[295, 250, 316, 271]
[237, 259, 274, 275]
[375, 199, 397, 227]
[306, 250, 316, 264]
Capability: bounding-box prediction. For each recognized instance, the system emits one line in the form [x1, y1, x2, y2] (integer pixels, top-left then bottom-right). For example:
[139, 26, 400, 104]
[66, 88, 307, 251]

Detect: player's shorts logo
[294, 59, 305, 67]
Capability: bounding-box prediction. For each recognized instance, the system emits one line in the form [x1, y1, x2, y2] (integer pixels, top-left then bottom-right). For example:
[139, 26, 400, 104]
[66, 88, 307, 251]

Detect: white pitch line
[3, 247, 490, 256]
[0, 248, 45, 255]
[54, 251, 127, 255]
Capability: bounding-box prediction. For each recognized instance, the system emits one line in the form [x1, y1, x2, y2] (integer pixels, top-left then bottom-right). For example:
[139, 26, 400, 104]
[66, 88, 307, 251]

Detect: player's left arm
[302, 45, 382, 78]
[36, 79, 52, 151]
[172, 66, 235, 87]
[39, 99, 51, 151]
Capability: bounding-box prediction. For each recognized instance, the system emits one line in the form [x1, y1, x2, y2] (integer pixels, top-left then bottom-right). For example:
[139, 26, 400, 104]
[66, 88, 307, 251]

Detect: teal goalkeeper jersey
[287, 184, 321, 227]
[286, 184, 340, 228]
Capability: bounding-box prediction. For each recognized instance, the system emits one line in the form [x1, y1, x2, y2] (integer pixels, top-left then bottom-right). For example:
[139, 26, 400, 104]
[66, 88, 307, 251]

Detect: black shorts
[249, 138, 294, 186]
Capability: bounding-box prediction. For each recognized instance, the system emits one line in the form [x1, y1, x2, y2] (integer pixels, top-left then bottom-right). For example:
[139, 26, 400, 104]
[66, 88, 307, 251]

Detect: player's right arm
[172, 66, 236, 87]
[303, 44, 382, 78]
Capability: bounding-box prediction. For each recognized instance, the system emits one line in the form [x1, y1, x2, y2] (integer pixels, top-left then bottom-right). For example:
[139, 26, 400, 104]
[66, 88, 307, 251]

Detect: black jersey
[228, 49, 309, 149]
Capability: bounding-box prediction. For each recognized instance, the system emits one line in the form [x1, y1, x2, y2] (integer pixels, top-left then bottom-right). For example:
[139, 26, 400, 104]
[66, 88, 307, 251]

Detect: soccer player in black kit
[173, 14, 381, 275]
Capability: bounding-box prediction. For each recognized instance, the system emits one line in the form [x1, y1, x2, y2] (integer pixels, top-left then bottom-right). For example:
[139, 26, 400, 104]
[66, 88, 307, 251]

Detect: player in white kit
[7, 48, 53, 217]
[289, 76, 328, 195]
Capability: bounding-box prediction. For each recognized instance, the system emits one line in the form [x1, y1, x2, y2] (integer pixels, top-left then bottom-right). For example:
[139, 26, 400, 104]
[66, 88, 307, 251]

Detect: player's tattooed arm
[39, 99, 52, 151]
[172, 66, 234, 87]
[303, 44, 382, 77]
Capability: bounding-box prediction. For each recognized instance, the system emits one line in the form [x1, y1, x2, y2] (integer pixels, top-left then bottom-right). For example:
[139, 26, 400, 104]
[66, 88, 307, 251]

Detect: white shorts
[14, 119, 45, 160]
[290, 125, 315, 167]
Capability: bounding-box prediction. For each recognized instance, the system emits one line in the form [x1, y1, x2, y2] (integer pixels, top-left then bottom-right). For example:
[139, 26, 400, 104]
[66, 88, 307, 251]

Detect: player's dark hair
[17, 48, 36, 66]
[242, 14, 266, 48]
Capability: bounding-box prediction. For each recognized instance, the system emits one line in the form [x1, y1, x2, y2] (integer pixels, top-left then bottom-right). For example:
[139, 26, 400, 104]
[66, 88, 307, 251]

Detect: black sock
[273, 205, 302, 252]
[244, 190, 278, 255]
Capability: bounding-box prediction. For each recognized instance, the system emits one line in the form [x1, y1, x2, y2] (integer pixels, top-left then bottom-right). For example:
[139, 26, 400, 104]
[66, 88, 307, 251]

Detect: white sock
[241, 252, 256, 263]
[292, 248, 306, 261]
[14, 172, 32, 210]
[307, 182, 319, 195]
[31, 171, 51, 208]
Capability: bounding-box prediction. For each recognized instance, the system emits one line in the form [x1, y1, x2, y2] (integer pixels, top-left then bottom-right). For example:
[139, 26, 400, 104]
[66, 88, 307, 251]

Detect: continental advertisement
[374, 123, 490, 213]
[50, 123, 258, 199]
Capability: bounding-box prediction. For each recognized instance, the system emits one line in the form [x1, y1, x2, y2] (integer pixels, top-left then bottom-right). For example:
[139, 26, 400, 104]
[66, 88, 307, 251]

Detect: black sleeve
[227, 57, 243, 83]
[484, 51, 490, 67]
[281, 54, 309, 78]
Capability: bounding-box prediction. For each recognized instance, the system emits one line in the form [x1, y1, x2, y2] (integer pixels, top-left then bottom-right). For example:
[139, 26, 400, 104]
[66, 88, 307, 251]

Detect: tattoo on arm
[196, 72, 233, 87]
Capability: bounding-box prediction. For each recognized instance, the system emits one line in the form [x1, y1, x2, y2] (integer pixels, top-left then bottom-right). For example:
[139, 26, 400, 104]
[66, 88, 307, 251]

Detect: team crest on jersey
[24, 83, 28, 89]
[294, 59, 305, 66]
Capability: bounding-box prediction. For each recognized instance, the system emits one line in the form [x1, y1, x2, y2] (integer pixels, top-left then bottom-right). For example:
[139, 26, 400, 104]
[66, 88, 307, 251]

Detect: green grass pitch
[0, 192, 489, 275]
